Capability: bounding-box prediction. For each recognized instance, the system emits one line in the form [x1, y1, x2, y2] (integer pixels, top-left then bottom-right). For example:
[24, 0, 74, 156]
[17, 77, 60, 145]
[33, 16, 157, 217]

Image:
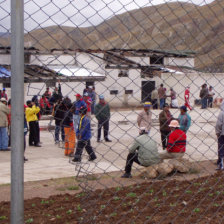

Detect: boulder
[157, 161, 174, 176]
[139, 164, 159, 179]
[169, 158, 191, 173]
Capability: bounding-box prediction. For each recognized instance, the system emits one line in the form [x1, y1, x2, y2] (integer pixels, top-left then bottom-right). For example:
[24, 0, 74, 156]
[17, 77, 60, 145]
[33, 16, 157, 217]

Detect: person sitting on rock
[160, 120, 186, 160]
[121, 127, 160, 178]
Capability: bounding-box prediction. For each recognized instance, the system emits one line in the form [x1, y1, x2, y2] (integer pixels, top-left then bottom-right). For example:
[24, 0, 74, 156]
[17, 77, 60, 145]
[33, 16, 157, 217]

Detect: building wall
[22, 72, 224, 108]
[164, 57, 194, 68]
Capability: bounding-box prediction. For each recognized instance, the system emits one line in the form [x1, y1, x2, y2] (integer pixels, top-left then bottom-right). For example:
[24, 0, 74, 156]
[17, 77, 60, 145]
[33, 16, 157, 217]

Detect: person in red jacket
[39, 95, 51, 115]
[83, 92, 92, 117]
[184, 86, 192, 110]
[160, 120, 186, 160]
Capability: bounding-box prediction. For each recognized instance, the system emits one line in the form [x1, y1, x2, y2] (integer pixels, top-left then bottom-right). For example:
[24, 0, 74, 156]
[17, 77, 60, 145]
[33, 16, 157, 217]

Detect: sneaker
[24, 157, 28, 162]
[72, 158, 81, 162]
[105, 139, 112, 142]
[34, 144, 41, 147]
[55, 141, 59, 144]
[216, 166, 224, 171]
[97, 139, 101, 143]
[121, 173, 132, 178]
[88, 156, 97, 161]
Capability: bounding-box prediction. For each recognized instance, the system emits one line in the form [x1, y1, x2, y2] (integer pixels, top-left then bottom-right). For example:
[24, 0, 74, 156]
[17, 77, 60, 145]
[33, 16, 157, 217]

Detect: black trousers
[160, 130, 170, 150]
[74, 140, 96, 160]
[217, 135, 224, 166]
[97, 119, 109, 140]
[125, 152, 141, 174]
[152, 99, 158, 109]
[29, 121, 39, 146]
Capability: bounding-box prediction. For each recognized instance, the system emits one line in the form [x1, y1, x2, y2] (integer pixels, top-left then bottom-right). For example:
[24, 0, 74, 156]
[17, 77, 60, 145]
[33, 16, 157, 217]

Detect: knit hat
[99, 94, 104, 99]
[144, 102, 152, 107]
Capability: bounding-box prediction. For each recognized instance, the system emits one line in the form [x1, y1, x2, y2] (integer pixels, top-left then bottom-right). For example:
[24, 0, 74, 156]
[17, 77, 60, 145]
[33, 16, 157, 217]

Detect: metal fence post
[10, 0, 24, 223]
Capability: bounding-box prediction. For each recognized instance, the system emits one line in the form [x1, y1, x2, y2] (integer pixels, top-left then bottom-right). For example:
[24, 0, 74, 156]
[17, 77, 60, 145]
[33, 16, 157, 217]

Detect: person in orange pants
[62, 101, 76, 156]
[64, 126, 75, 156]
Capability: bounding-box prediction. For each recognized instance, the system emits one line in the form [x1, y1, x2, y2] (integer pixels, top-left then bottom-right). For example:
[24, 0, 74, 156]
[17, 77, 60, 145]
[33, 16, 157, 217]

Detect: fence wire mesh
[1, 0, 224, 223]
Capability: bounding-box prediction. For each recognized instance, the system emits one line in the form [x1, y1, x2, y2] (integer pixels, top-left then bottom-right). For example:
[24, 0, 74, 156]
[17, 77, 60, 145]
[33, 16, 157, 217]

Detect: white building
[1, 48, 221, 107]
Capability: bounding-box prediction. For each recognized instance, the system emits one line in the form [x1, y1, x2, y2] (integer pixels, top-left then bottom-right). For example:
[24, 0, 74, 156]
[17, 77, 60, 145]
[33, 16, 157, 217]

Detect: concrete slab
[0, 107, 219, 184]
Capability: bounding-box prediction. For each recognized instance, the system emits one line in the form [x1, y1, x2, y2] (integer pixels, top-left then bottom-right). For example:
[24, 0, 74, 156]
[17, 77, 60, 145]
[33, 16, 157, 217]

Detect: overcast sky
[0, 0, 214, 33]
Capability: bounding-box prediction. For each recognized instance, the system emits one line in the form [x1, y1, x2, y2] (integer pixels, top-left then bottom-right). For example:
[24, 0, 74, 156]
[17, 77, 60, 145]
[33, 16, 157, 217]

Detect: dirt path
[0, 160, 217, 202]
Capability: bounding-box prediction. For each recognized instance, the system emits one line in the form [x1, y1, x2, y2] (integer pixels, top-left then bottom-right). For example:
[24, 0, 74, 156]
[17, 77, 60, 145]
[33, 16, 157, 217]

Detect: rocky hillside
[1, 0, 224, 72]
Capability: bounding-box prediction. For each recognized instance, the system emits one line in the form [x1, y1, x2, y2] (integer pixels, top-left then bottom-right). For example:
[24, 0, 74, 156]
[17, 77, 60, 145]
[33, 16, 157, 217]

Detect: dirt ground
[0, 160, 223, 224]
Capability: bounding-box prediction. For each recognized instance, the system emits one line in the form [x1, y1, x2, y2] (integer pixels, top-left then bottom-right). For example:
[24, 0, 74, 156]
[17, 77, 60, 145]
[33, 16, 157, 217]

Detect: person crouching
[72, 106, 97, 162]
[121, 127, 160, 178]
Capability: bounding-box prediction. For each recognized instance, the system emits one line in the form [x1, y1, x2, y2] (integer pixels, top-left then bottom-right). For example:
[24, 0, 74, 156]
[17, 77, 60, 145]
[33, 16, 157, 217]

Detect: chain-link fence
[1, 0, 224, 223]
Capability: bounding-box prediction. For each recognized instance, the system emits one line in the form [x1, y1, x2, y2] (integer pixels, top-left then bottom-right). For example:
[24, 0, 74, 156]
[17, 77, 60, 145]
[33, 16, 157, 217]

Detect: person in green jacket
[95, 94, 112, 142]
[121, 127, 161, 178]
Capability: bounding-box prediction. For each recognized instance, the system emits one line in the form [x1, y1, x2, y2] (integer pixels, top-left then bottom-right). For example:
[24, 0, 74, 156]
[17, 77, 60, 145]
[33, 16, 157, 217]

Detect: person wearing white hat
[121, 127, 160, 178]
[0, 98, 10, 151]
[160, 120, 186, 160]
[137, 102, 152, 135]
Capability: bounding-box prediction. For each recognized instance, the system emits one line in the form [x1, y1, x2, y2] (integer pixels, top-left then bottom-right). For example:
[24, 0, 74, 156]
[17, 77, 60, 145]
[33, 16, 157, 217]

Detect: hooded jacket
[215, 101, 224, 136]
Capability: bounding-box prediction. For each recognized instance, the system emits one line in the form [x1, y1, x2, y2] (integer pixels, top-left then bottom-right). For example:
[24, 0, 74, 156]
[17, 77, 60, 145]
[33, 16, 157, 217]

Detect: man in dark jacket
[95, 94, 112, 142]
[200, 84, 208, 109]
[53, 99, 66, 144]
[159, 103, 173, 150]
[72, 106, 97, 162]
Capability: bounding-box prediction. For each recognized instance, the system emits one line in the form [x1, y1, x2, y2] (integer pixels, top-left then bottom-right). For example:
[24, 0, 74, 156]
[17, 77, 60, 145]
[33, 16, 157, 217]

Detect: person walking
[73, 93, 86, 132]
[137, 102, 152, 135]
[184, 86, 192, 110]
[158, 84, 166, 109]
[0, 98, 10, 151]
[121, 127, 160, 178]
[178, 106, 191, 133]
[151, 88, 159, 109]
[159, 103, 173, 150]
[160, 120, 186, 160]
[208, 86, 215, 108]
[72, 106, 97, 162]
[215, 101, 224, 170]
[25, 100, 41, 147]
[95, 94, 112, 142]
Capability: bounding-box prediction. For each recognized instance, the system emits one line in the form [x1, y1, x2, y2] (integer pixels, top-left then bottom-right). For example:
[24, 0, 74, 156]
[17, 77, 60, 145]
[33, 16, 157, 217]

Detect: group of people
[51, 89, 111, 161]
[1, 82, 223, 175]
[151, 84, 192, 111]
[151, 83, 216, 111]
[122, 101, 191, 178]
[200, 84, 215, 109]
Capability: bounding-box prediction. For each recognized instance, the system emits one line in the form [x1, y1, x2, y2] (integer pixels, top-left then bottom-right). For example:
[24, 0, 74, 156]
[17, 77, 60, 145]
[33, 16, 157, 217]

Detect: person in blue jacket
[72, 106, 97, 162]
[178, 106, 191, 133]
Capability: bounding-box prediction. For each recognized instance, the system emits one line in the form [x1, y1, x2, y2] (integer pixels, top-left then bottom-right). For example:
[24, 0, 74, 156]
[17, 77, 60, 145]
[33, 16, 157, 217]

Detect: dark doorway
[141, 81, 155, 102]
